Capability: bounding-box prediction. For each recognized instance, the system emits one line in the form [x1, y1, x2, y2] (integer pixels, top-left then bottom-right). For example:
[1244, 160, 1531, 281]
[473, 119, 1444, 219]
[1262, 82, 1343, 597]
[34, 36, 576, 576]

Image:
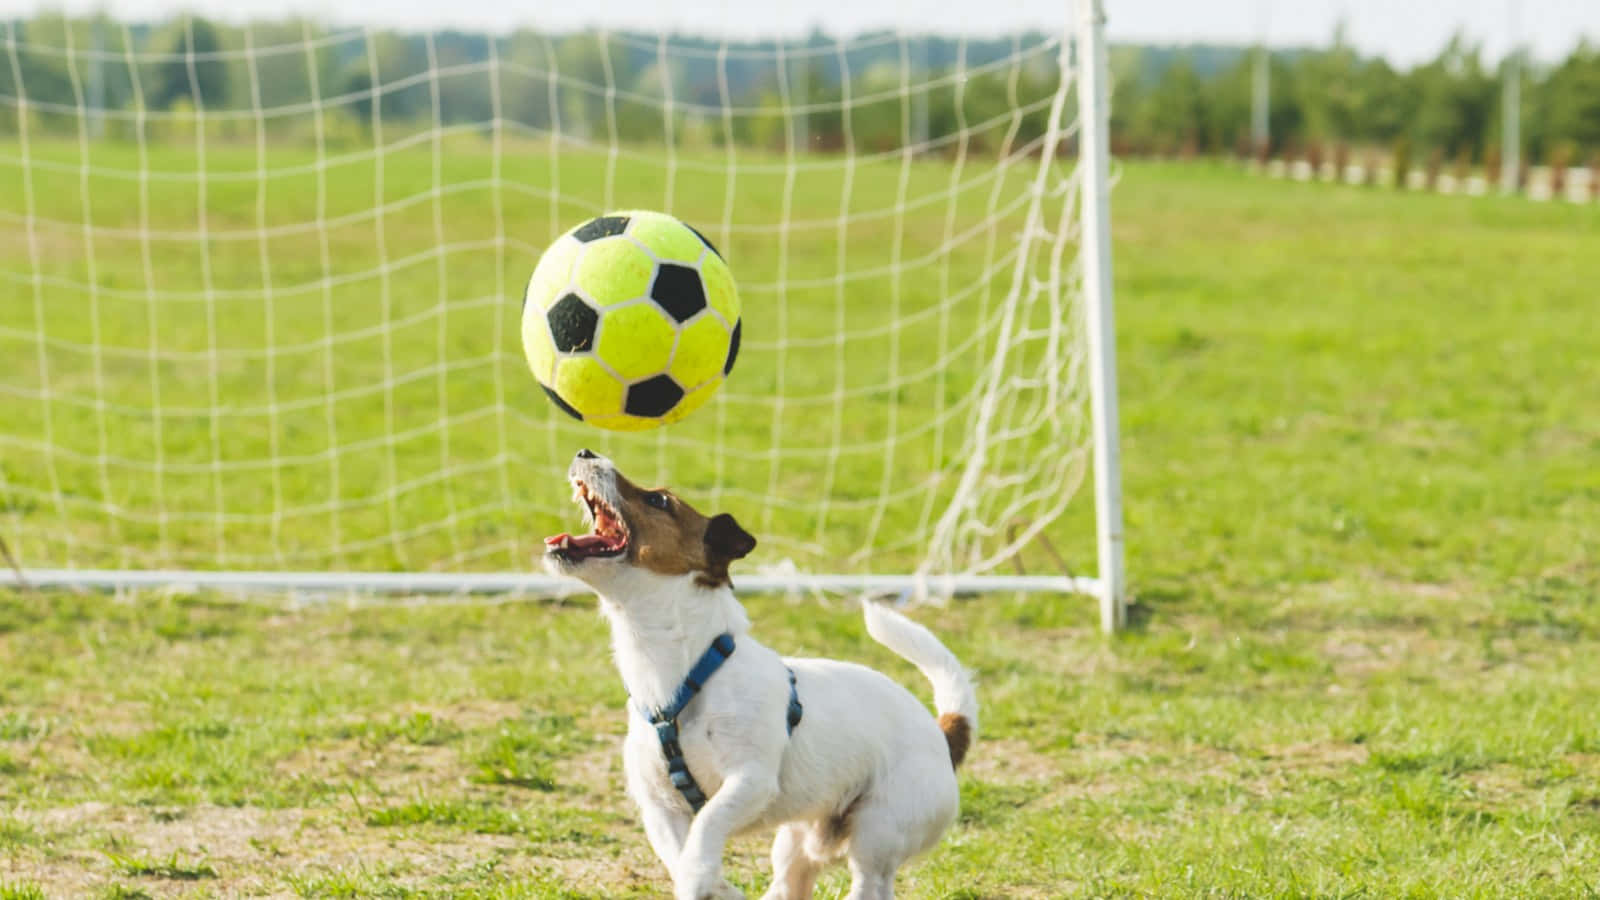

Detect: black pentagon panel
[625, 374, 684, 418]
[541, 384, 583, 421]
[651, 263, 708, 323]
[686, 223, 722, 260]
[573, 215, 630, 243]
[724, 319, 741, 376]
[547, 293, 597, 352]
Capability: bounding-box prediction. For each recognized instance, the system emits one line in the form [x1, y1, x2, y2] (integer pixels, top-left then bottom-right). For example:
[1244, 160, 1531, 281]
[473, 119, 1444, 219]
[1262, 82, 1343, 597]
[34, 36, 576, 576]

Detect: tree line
[3, 14, 1598, 167]
[0, 15, 1062, 154]
[1115, 30, 1600, 169]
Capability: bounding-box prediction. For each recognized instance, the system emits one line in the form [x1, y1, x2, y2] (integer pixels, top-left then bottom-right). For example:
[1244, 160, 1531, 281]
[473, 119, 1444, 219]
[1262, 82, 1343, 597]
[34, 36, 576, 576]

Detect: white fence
[1257, 157, 1600, 204]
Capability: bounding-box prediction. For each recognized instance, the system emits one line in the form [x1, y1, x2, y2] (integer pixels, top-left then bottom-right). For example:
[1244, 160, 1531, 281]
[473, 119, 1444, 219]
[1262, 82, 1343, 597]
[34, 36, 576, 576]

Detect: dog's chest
[624, 714, 726, 809]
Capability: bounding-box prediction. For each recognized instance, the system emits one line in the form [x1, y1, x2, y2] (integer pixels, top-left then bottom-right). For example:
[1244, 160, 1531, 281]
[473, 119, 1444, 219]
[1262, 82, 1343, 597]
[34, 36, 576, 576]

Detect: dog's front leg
[675, 767, 779, 900]
[638, 798, 692, 878]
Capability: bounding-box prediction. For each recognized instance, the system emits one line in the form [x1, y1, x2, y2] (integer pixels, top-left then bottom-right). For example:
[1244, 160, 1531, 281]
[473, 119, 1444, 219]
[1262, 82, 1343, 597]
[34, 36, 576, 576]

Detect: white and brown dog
[544, 449, 977, 900]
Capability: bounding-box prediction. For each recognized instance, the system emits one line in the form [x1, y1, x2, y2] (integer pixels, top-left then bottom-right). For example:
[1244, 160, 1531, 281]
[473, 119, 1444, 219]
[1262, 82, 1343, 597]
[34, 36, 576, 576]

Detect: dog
[543, 449, 977, 900]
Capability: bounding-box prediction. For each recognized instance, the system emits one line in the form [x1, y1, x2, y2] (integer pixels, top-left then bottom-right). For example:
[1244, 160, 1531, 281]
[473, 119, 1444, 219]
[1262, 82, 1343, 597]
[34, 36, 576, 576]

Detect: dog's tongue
[568, 534, 613, 551]
[544, 533, 616, 552]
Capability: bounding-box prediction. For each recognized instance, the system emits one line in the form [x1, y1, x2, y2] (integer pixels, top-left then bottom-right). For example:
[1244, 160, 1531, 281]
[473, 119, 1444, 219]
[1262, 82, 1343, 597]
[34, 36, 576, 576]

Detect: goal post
[0, 4, 1126, 631]
[1077, 0, 1127, 633]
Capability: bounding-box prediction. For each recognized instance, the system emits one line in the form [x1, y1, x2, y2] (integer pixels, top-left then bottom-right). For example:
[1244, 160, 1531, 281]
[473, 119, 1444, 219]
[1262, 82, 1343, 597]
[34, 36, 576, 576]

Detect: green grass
[2, 145, 1600, 896]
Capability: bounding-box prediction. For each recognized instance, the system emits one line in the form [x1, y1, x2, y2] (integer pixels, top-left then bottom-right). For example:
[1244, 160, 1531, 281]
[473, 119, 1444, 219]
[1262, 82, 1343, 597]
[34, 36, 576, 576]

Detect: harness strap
[636, 633, 804, 813]
[786, 668, 803, 734]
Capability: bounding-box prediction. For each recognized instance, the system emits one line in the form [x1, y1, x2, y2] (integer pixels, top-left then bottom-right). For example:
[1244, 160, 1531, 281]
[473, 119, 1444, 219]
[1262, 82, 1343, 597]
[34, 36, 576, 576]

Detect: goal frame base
[10, 568, 1102, 601]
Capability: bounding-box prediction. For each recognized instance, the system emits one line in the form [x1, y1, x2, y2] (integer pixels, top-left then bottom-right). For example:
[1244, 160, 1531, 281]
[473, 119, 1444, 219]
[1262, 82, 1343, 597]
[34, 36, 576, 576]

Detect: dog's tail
[862, 600, 978, 769]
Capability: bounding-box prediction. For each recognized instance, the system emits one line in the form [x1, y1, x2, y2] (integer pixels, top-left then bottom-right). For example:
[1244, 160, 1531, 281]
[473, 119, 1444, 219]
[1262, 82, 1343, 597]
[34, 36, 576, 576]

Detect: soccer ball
[521, 211, 741, 432]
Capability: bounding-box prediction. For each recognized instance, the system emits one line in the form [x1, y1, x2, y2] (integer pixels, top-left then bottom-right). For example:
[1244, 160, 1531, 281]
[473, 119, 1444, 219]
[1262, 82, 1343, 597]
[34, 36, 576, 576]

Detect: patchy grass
[0, 713, 44, 742]
[365, 798, 534, 836]
[107, 851, 218, 881]
[283, 865, 415, 899]
[0, 818, 39, 850]
[341, 711, 467, 748]
[469, 714, 592, 791]
[1, 157, 1599, 895]
[1, 584, 1597, 896]
[97, 886, 156, 900]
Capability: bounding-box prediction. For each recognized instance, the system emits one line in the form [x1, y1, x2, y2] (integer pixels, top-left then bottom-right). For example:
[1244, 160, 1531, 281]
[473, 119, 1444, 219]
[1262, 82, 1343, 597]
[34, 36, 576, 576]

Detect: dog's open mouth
[545, 479, 630, 561]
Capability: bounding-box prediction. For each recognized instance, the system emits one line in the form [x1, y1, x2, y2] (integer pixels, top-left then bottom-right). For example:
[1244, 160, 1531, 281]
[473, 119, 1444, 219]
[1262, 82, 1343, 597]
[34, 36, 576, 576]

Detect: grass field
[3, 151, 1600, 897]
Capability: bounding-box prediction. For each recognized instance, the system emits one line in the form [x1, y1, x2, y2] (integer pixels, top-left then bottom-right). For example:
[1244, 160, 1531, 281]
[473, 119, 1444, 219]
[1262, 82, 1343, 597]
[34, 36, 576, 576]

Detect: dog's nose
[576, 448, 598, 460]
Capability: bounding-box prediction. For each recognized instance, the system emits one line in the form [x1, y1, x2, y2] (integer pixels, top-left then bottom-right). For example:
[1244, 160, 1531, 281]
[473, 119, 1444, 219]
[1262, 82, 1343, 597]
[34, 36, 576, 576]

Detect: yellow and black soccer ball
[521, 211, 740, 431]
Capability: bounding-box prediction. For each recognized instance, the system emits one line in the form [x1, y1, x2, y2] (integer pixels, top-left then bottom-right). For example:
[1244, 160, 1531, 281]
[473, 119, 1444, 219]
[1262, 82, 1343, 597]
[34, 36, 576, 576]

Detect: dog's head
[543, 449, 756, 591]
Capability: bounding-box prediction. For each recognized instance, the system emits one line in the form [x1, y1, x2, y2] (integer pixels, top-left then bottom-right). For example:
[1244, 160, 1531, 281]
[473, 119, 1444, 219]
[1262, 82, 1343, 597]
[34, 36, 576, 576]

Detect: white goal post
[1, 2, 1125, 630]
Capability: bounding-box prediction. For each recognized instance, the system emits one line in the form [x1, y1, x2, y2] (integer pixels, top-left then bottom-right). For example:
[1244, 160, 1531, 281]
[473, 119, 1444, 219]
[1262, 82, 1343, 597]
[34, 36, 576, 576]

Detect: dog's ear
[703, 513, 756, 563]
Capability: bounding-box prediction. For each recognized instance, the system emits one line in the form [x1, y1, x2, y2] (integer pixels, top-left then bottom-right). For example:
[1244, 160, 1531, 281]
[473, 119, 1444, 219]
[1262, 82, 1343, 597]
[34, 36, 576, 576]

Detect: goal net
[0, 5, 1119, 605]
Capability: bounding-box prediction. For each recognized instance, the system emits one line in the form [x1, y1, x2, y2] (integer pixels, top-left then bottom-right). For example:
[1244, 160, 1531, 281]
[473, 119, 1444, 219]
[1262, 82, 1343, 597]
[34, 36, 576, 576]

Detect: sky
[12, 0, 1599, 65]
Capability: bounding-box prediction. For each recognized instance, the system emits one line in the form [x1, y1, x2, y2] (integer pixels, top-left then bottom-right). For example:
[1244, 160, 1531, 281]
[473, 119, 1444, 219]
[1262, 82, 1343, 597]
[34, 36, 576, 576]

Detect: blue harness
[635, 633, 802, 813]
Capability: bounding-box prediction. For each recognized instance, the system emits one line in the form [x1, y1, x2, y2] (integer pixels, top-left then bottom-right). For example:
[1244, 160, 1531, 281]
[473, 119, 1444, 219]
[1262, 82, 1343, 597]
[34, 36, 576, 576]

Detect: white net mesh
[0, 13, 1092, 581]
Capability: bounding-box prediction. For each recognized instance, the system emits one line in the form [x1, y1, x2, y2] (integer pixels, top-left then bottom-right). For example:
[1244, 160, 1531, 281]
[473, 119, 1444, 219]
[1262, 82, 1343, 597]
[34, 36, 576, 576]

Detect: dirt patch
[1461, 765, 1530, 807]
[1563, 753, 1600, 771]
[273, 735, 465, 800]
[1261, 741, 1369, 771]
[1318, 626, 1439, 677]
[7, 799, 658, 896]
[965, 737, 1062, 785]
[554, 737, 625, 802]
[0, 225, 91, 269]
[1039, 735, 1374, 811]
[422, 699, 536, 732]
[1053, 642, 1143, 679]
[9, 804, 309, 897]
[1071, 735, 1236, 776]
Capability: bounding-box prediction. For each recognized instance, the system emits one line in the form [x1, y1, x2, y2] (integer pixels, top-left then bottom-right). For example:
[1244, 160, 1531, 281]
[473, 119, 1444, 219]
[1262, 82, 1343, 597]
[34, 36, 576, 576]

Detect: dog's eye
[644, 492, 670, 511]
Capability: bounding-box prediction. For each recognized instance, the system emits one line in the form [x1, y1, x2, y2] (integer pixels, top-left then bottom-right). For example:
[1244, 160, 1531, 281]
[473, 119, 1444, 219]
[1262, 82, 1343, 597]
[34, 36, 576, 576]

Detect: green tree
[500, 29, 556, 133]
[226, 21, 339, 126]
[152, 17, 228, 110]
[1132, 56, 1209, 152]
[337, 33, 430, 130]
[552, 33, 610, 140]
[0, 33, 71, 132]
[1352, 58, 1413, 143]
[1293, 25, 1363, 142]
[1408, 34, 1494, 160]
[1537, 40, 1600, 155]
